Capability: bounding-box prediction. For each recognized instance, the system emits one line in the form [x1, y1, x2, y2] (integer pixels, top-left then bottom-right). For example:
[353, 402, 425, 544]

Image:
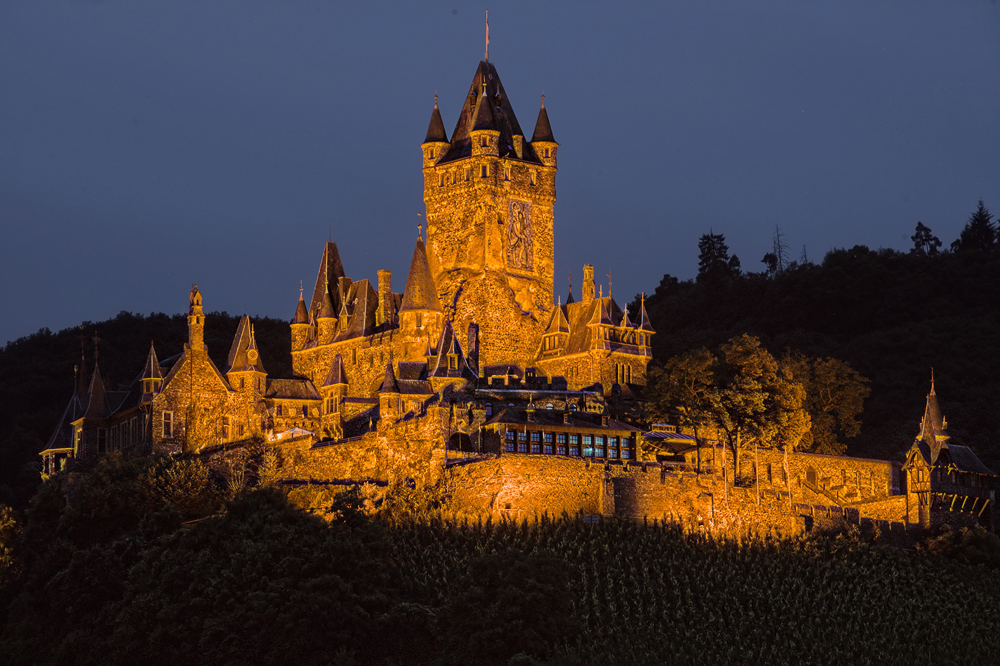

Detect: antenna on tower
[485, 10, 490, 61]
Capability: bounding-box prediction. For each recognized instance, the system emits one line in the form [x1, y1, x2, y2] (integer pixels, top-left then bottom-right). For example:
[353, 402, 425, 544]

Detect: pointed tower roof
[424, 97, 448, 143]
[84, 363, 109, 419]
[918, 376, 950, 459]
[429, 320, 477, 379]
[323, 354, 348, 387]
[399, 236, 442, 312]
[310, 242, 345, 317]
[142, 342, 163, 381]
[439, 61, 538, 164]
[317, 288, 336, 319]
[227, 316, 266, 374]
[531, 97, 556, 143]
[639, 294, 654, 332]
[545, 305, 570, 334]
[620, 308, 634, 328]
[292, 283, 309, 324]
[589, 298, 613, 326]
[380, 360, 400, 394]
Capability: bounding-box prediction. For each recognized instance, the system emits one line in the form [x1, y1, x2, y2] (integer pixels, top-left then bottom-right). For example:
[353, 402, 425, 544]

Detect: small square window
[557, 445, 567, 456]
[518, 441, 528, 453]
[570, 445, 580, 456]
[506, 441, 516, 452]
[557, 434, 566, 444]
[531, 432, 541, 442]
[544, 433, 553, 443]
[544, 443, 553, 455]
[531, 442, 541, 454]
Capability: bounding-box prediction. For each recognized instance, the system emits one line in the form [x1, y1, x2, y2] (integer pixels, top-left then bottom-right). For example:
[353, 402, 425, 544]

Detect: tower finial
[606, 269, 613, 297]
[299, 281, 304, 299]
[434, 92, 438, 108]
[417, 212, 423, 240]
[541, 92, 545, 108]
[930, 367, 935, 394]
[485, 9, 489, 61]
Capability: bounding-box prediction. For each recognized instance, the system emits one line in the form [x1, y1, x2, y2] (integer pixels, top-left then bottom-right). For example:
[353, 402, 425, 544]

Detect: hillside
[0, 311, 292, 507]
[637, 240, 1000, 470]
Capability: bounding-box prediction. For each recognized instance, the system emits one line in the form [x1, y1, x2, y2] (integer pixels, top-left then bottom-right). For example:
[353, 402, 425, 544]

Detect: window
[163, 412, 173, 438]
[480, 136, 488, 147]
[544, 147, 550, 158]
[608, 447, 618, 459]
[302, 406, 309, 418]
[448, 355, 458, 370]
[504, 166, 510, 181]
[544, 433, 554, 455]
[238, 423, 245, 437]
[621, 447, 631, 460]
[582, 435, 593, 457]
[485, 403, 493, 417]
[481, 164, 488, 178]
[767, 463, 773, 484]
[222, 416, 230, 439]
[439, 173, 445, 187]
[276, 405, 283, 417]
[464, 167, 470, 181]
[530, 432, 541, 453]
[569, 434, 580, 457]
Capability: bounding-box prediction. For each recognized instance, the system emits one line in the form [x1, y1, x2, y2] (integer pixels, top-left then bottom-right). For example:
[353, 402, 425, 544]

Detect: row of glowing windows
[504, 430, 633, 459]
[438, 164, 537, 186]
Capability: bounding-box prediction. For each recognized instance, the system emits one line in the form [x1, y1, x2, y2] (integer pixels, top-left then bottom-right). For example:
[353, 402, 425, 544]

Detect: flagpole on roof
[485, 10, 489, 61]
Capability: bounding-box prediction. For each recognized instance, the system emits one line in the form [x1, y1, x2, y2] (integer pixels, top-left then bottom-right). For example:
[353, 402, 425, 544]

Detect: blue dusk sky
[2, 1, 999, 346]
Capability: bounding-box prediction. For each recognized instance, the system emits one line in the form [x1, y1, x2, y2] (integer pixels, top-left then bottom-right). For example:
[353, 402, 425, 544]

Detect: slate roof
[292, 291, 309, 324]
[428, 320, 478, 380]
[531, 101, 556, 143]
[83, 363, 109, 419]
[379, 361, 400, 394]
[399, 237, 442, 313]
[309, 242, 346, 317]
[265, 378, 320, 400]
[424, 99, 448, 143]
[227, 316, 266, 374]
[439, 61, 542, 165]
[141, 343, 163, 381]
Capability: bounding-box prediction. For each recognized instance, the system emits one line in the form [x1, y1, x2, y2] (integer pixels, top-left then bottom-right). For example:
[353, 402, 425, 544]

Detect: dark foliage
[0, 311, 292, 508]
[641, 205, 1000, 470]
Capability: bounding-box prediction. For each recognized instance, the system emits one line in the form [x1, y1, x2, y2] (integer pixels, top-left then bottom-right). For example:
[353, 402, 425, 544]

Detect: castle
[40, 58, 995, 536]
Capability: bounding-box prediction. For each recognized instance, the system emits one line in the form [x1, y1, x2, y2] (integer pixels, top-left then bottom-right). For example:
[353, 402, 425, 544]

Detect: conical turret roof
[142, 342, 163, 381]
[310, 242, 345, 317]
[639, 294, 654, 332]
[531, 99, 555, 143]
[399, 236, 442, 312]
[380, 361, 400, 394]
[317, 289, 336, 319]
[424, 99, 448, 143]
[292, 285, 309, 324]
[84, 363, 109, 419]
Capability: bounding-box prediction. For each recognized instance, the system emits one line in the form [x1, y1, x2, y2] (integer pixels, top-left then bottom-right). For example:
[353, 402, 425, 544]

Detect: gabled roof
[161, 350, 232, 394]
[397, 361, 428, 381]
[424, 99, 448, 143]
[322, 354, 348, 387]
[46, 369, 88, 450]
[227, 316, 266, 374]
[428, 320, 478, 380]
[309, 242, 346, 317]
[399, 237, 442, 313]
[531, 100, 556, 143]
[544, 305, 570, 334]
[439, 61, 541, 165]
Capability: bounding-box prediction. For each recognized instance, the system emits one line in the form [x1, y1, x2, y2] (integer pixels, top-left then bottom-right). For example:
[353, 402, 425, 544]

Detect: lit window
[582, 435, 593, 457]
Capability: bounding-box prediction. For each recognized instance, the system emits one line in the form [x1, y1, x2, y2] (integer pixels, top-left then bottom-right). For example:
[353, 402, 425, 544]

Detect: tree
[951, 199, 995, 254]
[697, 231, 741, 282]
[709, 335, 809, 481]
[644, 348, 716, 465]
[782, 353, 870, 455]
[910, 221, 942, 256]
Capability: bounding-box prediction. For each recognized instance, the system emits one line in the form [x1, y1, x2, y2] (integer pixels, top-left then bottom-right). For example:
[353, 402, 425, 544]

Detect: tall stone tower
[421, 61, 558, 369]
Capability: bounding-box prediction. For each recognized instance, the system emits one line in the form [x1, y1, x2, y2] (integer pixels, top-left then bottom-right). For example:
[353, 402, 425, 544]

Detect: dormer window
[448, 354, 458, 370]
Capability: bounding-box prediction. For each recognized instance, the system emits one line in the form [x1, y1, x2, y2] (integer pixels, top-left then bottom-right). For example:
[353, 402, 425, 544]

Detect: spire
[423, 95, 448, 144]
[620, 308, 633, 328]
[919, 375, 949, 455]
[84, 363, 109, 419]
[317, 288, 336, 319]
[531, 96, 555, 143]
[292, 282, 309, 324]
[545, 304, 570, 334]
[399, 236, 442, 312]
[639, 293, 654, 332]
[142, 342, 162, 381]
[380, 360, 400, 394]
[310, 242, 345, 317]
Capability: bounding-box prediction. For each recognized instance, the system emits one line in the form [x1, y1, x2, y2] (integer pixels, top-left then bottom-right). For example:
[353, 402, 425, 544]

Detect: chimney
[377, 269, 392, 326]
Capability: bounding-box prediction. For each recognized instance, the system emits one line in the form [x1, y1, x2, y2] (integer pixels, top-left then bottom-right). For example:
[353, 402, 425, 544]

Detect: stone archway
[448, 432, 474, 452]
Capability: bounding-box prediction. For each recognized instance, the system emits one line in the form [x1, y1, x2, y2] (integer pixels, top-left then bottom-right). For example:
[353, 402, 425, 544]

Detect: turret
[421, 96, 450, 168]
[141, 342, 163, 400]
[398, 234, 444, 344]
[187, 285, 204, 351]
[378, 361, 401, 421]
[290, 283, 311, 352]
[227, 316, 267, 395]
[530, 96, 557, 168]
[316, 288, 337, 344]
